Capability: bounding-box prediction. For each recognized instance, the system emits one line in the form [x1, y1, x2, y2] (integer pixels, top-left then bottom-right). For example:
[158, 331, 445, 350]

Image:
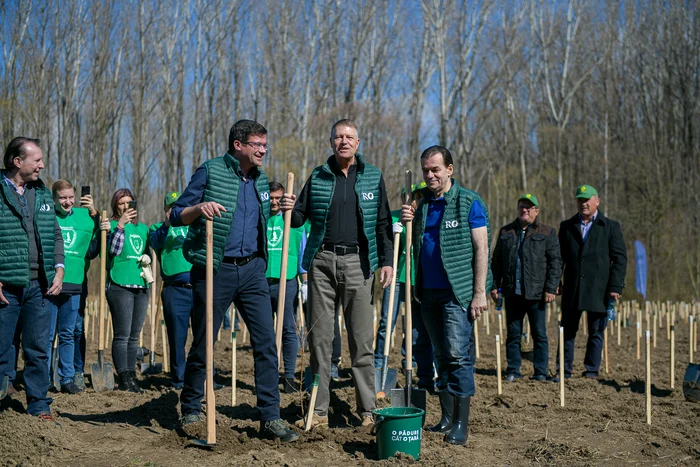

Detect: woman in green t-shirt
[49, 180, 100, 394]
[99, 188, 150, 393]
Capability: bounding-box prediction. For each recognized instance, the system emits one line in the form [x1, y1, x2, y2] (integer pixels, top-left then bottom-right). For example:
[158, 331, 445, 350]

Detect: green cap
[518, 193, 539, 207]
[575, 185, 598, 199]
[164, 191, 181, 209]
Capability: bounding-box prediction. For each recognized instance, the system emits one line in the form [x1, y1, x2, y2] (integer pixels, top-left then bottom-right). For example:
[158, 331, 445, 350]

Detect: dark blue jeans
[558, 309, 607, 377]
[162, 284, 193, 384]
[106, 283, 149, 374]
[374, 283, 435, 385]
[73, 291, 87, 374]
[50, 293, 82, 385]
[181, 258, 280, 421]
[420, 289, 475, 397]
[269, 278, 299, 378]
[0, 280, 53, 414]
[505, 295, 548, 378]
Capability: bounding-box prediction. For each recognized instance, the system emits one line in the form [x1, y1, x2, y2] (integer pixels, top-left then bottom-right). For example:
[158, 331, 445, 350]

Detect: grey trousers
[307, 250, 376, 417]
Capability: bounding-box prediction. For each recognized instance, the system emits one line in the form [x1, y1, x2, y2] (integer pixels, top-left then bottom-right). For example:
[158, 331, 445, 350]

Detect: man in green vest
[281, 119, 394, 429]
[401, 145, 491, 446]
[170, 119, 298, 442]
[149, 191, 193, 390]
[0, 137, 65, 425]
[266, 181, 307, 393]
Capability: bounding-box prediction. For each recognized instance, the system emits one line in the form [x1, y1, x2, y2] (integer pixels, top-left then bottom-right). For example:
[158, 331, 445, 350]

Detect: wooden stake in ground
[636, 322, 641, 360]
[498, 313, 503, 345]
[670, 308, 675, 390]
[645, 330, 651, 425]
[305, 374, 320, 432]
[231, 328, 237, 406]
[617, 310, 621, 347]
[559, 326, 565, 407]
[653, 312, 657, 348]
[604, 325, 609, 375]
[496, 334, 502, 395]
[485, 310, 490, 336]
[205, 219, 216, 445]
[275, 173, 295, 364]
[690, 316, 695, 364]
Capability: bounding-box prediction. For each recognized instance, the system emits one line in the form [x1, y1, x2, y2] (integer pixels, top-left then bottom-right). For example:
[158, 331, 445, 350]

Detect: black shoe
[445, 396, 470, 445]
[213, 382, 224, 391]
[530, 375, 549, 383]
[118, 371, 143, 393]
[429, 389, 454, 433]
[73, 373, 86, 391]
[504, 373, 522, 382]
[117, 372, 131, 391]
[549, 373, 572, 383]
[60, 381, 84, 394]
[582, 372, 598, 380]
[260, 419, 299, 443]
[283, 378, 300, 394]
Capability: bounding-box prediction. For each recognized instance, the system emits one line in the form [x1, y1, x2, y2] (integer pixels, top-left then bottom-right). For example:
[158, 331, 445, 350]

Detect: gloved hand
[300, 282, 308, 303]
[138, 254, 151, 266]
[140, 265, 155, 284]
[392, 222, 403, 234]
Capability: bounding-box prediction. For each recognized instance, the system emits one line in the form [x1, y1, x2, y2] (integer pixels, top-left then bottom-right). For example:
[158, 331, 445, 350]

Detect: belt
[321, 244, 359, 255]
[267, 278, 280, 285]
[164, 281, 192, 289]
[223, 252, 258, 266]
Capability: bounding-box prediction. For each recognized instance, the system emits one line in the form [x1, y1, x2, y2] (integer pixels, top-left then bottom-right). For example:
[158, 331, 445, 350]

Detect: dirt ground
[2, 303, 699, 466]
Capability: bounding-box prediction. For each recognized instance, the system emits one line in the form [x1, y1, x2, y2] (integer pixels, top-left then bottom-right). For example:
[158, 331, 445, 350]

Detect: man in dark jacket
[557, 185, 627, 380]
[491, 193, 562, 382]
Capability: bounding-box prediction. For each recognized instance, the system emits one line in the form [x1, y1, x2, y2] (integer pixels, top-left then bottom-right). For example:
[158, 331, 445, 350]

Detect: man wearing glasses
[171, 120, 298, 442]
[280, 119, 394, 429]
[0, 137, 65, 424]
[490, 194, 562, 383]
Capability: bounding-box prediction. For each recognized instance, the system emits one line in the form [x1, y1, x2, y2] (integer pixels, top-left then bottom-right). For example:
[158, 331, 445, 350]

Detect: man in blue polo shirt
[402, 145, 491, 447]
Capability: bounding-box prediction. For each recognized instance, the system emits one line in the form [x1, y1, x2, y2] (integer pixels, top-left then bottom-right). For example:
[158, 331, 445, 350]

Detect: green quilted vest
[57, 207, 95, 285]
[413, 179, 492, 308]
[302, 154, 382, 271]
[150, 223, 192, 277]
[0, 177, 57, 287]
[183, 153, 270, 273]
[265, 213, 304, 280]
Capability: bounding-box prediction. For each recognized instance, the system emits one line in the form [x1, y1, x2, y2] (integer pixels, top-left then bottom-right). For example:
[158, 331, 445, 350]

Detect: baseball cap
[518, 193, 539, 207]
[575, 185, 598, 199]
[164, 191, 181, 209]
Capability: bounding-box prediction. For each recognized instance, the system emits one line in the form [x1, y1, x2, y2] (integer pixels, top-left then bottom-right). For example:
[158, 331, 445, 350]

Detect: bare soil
[2, 307, 699, 466]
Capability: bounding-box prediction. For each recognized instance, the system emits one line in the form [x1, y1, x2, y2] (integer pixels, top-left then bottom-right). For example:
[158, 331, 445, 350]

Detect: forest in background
[1, 0, 698, 300]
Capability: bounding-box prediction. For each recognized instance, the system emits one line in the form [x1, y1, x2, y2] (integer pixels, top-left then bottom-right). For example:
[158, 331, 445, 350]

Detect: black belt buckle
[224, 253, 257, 266]
[322, 244, 357, 256]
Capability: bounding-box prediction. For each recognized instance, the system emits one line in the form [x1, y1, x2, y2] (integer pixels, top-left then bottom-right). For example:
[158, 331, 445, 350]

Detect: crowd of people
[0, 119, 627, 447]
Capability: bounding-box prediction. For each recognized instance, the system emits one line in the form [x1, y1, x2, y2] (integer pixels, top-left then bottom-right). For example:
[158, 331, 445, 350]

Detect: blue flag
[635, 240, 647, 299]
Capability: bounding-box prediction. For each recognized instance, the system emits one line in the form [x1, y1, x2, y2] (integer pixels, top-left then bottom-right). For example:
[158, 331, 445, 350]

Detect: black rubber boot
[429, 389, 454, 433]
[126, 371, 144, 393]
[444, 396, 470, 445]
[117, 372, 130, 391]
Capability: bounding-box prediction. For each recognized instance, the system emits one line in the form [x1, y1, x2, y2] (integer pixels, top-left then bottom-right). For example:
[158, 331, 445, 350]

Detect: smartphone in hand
[128, 200, 137, 210]
[81, 186, 90, 197]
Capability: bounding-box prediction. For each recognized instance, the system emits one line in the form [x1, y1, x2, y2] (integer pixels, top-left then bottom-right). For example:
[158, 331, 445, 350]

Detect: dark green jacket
[183, 153, 270, 273]
[0, 176, 57, 287]
[302, 154, 383, 271]
[413, 179, 492, 308]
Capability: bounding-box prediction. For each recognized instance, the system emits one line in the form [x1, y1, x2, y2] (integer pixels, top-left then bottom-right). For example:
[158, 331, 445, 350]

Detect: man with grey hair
[0, 137, 65, 424]
[280, 119, 393, 429]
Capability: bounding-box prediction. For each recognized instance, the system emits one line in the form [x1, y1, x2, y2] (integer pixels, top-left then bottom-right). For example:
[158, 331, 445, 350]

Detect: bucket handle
[369, 415, 384, 436]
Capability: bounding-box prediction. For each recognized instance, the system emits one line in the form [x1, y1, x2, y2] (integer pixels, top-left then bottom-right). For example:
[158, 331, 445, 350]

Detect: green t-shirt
[391, 210, 415, 284]
[149, 223, 192, 277]
[57, 207, 96, 285]
[109, 220, 149, 287]
[265, 214, 305, 280]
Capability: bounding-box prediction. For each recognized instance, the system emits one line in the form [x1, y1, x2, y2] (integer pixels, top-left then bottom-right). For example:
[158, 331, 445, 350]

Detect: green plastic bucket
[371, 406, 424, 460]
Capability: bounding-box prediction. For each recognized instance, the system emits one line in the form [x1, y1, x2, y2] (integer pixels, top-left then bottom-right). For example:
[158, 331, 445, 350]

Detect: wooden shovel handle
[99, 211, 107, 351]
[275, 172, 294, 361]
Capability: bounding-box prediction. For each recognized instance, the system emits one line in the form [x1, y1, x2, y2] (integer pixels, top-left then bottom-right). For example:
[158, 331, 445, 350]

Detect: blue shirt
[170, 165, 260, 258]
[421, 197, 486, 289]
[578, 211, 597, 243]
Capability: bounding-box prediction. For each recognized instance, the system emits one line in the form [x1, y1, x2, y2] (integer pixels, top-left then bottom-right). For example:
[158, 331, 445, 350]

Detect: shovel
[390, 171, 426, 422]
[141, 250, 163, 375]
[90, 211, 115, 391]
[51, 333, 61, 392]
[275, 172, 295, 366]
[193, 219, 217, 447]
[375, 230, 401, 399]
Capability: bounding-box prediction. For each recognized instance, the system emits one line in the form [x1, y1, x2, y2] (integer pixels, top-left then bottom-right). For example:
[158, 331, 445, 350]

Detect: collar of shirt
[578, 211, 598, 225]
[2, 171, 23, 194]
[328, 156, 357, 176]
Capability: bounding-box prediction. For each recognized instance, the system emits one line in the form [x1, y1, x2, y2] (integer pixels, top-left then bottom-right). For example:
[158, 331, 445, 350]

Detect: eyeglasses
[518, 205, 538, 211]
[241, 141, 269, 150]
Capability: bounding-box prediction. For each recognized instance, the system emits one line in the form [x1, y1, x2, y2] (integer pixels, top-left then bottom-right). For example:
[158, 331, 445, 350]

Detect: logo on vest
[267, 225, 283, 248]
[40, 203, 52, 212]
[362, 192, 374, 201]
[61, 226, 77, 250]
[445, 220, 459, 229]
[260, 192, 270, 201]
[170, 227, 187, 245]
[129, 235, 144, 254]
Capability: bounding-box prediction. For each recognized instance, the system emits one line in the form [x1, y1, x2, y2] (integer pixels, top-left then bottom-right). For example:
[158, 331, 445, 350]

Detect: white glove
[140, 265, 155, 284]
[392, 222, 403, 234]
[300, 282, 308, 303]
[138, 254, 151, 266]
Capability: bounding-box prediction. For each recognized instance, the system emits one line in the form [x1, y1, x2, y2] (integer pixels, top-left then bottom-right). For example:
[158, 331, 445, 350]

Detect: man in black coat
[557, 185, 627, 379]
[491, 193, 562, 382]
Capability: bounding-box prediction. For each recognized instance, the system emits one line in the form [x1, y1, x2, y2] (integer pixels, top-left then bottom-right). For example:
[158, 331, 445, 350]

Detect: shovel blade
[390, 386, 427, 425]
[140, 362, 163, 375]
[90, 361, 115, 391]
[376, 368, 398, 398]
